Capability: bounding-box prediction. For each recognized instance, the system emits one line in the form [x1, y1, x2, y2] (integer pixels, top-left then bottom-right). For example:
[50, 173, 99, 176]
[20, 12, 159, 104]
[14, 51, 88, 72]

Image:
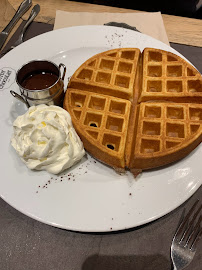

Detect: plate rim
[0, 25, 201, 232]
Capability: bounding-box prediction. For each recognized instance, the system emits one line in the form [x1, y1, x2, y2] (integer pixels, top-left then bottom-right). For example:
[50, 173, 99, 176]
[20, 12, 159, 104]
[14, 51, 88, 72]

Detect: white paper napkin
[54, 10, 170, 46]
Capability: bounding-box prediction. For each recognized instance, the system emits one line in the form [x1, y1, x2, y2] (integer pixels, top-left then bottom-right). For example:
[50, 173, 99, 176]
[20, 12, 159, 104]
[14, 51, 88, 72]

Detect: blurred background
[68, 0, 202, 18]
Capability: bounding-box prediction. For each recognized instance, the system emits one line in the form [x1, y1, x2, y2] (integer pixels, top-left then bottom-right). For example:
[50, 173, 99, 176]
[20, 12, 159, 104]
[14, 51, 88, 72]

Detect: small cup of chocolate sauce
[14, 60, 66, 107]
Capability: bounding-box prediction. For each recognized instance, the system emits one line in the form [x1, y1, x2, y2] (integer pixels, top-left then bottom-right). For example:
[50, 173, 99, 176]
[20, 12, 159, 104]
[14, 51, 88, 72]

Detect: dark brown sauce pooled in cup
[21, 72, 58, 90]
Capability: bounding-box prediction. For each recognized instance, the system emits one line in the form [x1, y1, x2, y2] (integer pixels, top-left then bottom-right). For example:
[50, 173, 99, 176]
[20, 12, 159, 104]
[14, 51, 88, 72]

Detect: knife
[0, 0, 32, 50]
[0, 4, 40, 57]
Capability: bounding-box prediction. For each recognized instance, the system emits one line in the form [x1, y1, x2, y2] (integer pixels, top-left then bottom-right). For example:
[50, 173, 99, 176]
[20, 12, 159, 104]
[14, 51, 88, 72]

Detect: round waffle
[63, 48, 202, 175]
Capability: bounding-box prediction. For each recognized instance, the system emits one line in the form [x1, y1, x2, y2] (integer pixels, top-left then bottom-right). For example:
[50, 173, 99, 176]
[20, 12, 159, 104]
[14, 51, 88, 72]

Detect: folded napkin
[54, 10, 169, 46]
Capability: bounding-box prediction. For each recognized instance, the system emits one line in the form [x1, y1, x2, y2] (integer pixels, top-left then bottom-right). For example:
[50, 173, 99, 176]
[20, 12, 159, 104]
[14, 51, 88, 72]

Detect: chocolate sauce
[21, 72, 58, 90]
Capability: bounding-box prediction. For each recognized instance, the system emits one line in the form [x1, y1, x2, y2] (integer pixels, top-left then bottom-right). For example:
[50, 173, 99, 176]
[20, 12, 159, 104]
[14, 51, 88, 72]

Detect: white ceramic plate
[0, 25, 201, 232]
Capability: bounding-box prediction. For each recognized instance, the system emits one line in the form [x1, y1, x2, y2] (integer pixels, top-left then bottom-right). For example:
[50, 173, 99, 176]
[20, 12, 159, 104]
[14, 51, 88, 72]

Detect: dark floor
[70, 0, 202, 19]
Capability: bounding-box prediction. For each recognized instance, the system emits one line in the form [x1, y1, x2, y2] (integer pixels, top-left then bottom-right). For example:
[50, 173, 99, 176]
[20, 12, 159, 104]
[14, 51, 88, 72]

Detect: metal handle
[20, 4, 40, 38]
[3, 0, 32, 34]
[10, 90, 30, 108]
[59, 63, 66, 81]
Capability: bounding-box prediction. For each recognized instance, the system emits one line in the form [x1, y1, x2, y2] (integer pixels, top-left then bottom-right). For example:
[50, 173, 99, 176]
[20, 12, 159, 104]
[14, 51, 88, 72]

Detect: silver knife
[0, 4, 40, 56]
[0, 0, 32, 50]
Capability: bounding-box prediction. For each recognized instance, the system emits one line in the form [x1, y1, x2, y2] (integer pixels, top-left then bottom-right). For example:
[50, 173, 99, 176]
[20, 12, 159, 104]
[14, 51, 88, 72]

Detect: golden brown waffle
[64, 88, 131, 169]
[139, 48, 202, 103]
[69, 48, 141, 101]
[129, 102, 202, 171]
[63, 48, 202, 174]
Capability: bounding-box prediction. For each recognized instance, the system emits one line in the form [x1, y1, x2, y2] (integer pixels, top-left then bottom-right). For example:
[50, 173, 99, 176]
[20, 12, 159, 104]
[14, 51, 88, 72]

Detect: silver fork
[1, 4, 40, 56]
[171, 200, 202, 270]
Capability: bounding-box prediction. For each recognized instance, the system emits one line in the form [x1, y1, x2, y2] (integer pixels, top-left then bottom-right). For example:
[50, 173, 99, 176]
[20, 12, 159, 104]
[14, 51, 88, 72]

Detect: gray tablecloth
[0, 22, 201, 270]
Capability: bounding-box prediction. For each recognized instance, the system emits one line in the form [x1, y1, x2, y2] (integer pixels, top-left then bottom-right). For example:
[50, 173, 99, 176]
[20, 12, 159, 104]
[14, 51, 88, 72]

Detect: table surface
[0, 2, 202, 270]
[0, 0, 202, 47]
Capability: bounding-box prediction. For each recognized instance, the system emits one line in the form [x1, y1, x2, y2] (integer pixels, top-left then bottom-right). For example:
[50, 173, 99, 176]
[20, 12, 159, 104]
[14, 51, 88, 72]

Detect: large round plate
[0, 25, 201, 232]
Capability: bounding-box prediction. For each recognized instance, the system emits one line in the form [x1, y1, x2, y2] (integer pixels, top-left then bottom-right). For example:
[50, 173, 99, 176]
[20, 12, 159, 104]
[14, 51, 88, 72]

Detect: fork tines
[174, 200, 202, 250]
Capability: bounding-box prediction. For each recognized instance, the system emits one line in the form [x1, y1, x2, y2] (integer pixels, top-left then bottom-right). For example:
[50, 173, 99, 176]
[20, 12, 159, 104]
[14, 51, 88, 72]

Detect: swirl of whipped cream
[11, 104, 85, 174]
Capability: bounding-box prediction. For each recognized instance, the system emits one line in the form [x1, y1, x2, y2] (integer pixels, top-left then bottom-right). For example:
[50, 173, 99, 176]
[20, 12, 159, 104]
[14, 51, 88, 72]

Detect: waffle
[139, 48, 202, 103]
[63, 48, 202, 174]
[129, 102, 202, 172]
[64, 88, 131, 169]
[68, 48, 141, 101]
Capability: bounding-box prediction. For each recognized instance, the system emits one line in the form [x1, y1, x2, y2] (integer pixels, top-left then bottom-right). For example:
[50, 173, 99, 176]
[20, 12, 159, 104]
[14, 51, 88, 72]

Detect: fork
[171, 200, 202, 270]
[1, 4, 40, 56]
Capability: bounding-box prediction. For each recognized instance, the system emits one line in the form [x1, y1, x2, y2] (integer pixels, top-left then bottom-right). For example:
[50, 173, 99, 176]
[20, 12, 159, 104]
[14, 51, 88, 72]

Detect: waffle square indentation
[167, 81, 183, 93]
[166, 141, 180, 149]
[86, 130, 99, 139]
[189, 108, 202, 121]
[115, 75, 130, 88]
[88, 96, 106, 110]
[96, 72, 111, 84]
[187, 80, 202, 93]
[140, 139, 160, 153]
[102, 134, 121, 152]
[71, 92, 86, 108]
[167, 107, 184, 119]
[142, 121, 161, 136]
[84, 112, 102, 128]
[166, 123, 185, 138]
[148, 51, 162, 62]
[147, 66, 162, 77]
[167, 65, 182, 77]
[144, 105, 161, 118]
[121, 51, 135, 60]
[106, 116, 124, 132]
[118, 61, 133, 74]
[87, 60, 96, 67]
[73, 110, 81, 120]
[190, 124, 200, 134]
[167, 55, 177, 62]
[99, 59, 115, 70]
[107, 52, 117, 57]
[187, 68, 195, 76]
[109, 100, 126, 115]
[77, 69, 93, 80]
[147, 80, 162, 92]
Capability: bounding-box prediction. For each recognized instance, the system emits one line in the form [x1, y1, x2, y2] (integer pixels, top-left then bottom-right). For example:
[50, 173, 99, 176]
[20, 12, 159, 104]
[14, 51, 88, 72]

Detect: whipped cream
[11, 104, 85, 174]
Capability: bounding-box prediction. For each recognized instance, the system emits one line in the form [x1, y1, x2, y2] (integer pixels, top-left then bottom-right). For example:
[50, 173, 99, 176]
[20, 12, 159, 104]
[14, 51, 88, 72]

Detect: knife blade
[0, 0, 32, 50]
